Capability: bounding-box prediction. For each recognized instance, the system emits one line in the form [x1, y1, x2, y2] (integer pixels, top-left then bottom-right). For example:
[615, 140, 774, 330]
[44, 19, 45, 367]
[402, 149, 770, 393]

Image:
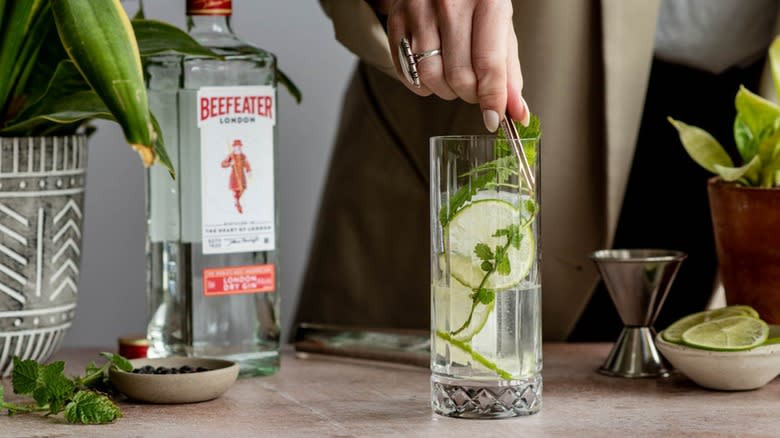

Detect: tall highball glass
[430, 135, 542, 418]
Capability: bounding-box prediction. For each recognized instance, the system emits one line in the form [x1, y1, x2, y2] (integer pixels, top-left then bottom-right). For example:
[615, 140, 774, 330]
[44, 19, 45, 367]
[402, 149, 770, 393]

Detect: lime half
[681, 316, 769, 351]
[446, 199, 534, 290]
[662, 305, 760, 344]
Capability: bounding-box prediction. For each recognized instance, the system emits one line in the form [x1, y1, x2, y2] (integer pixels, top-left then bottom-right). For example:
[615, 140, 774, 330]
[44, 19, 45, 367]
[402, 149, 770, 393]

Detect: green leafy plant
[0, 0, 301, 177]
[0, 352, 132, 424]
[669, 37, 780, 188]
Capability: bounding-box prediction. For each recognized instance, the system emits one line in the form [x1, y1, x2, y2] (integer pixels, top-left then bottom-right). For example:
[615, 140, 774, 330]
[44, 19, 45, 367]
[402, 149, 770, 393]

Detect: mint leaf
[511, 232, 523, 250]
[496, 115, 541, 167]
[474, 243, 494, 262]
[496, 255, 511, 276]
[64, 391, 122, 425]
[473, 288, 495, 305]
[440, 169, 496, 226]
[11, 357, 40, 395]
[520, 199, 538, 225]
[34, 362, 75, 413]
[492, 228, 510, 237]
[99, 352, 133, 372]
[495, 246, 511, 276]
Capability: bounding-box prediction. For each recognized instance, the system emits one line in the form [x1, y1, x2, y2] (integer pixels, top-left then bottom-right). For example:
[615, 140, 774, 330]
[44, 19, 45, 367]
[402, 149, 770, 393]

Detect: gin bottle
[145, 0, 280, 377]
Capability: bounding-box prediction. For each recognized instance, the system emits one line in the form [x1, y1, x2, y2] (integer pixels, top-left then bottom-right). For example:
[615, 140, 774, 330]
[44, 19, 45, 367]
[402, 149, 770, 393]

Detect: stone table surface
[1, 344, 778, 437]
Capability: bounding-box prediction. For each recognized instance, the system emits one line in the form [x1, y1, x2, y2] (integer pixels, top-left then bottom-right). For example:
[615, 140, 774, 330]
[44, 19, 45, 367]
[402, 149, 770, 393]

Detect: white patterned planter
[0, 136, 86, 376]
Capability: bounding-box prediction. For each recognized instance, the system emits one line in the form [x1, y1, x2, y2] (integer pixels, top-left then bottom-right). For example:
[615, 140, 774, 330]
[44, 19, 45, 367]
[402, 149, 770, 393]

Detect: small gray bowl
[656, 331, 780, 391]
[109, 357, 239, 404]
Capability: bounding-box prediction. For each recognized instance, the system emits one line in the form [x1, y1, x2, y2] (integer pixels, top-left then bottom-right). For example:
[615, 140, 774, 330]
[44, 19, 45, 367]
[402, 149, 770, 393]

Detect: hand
[383, 0, 529, 132]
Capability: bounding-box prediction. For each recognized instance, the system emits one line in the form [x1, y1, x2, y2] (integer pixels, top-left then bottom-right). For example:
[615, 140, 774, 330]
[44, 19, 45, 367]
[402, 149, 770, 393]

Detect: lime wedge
[433, 283, 494, 343]
[662, 305, 760, 344]
[446, 199, 534, 290]
[681, 316, 769, 351]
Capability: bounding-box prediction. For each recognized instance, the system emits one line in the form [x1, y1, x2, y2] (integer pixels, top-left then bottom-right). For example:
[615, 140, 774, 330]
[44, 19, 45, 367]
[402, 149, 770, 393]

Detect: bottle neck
[187, 15, 233, 35]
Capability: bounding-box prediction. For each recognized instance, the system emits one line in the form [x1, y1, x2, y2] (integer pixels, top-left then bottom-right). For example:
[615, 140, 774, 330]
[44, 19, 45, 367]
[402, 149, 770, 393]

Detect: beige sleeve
[319, 0, 396, 77]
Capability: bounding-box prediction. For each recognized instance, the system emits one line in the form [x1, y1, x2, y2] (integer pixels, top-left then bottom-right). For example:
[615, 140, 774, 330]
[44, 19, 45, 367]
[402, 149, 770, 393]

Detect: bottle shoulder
[188, 32, 276, 63]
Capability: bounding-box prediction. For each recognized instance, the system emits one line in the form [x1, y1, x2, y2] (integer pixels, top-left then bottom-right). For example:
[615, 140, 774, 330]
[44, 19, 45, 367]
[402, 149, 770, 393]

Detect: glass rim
[430, 135, 539, 142]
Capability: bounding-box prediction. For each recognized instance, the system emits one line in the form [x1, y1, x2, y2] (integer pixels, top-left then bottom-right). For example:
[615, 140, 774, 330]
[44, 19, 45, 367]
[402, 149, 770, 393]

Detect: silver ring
[398, 37, 442, 88]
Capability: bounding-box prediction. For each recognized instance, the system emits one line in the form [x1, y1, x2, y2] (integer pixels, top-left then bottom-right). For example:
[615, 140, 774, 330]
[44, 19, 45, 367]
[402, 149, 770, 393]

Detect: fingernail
[520, 97, 531, 127]
[483, 110, 500, 133]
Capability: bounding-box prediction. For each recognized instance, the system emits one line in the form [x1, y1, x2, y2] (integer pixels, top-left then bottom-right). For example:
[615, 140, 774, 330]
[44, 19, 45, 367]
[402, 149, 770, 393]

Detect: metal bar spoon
[500, 114, 535, 192]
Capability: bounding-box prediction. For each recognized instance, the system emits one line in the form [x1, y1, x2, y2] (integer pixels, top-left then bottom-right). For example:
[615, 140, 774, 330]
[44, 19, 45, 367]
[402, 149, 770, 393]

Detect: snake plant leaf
[0, 84, 177, 177]
[735, 86, 780, 138]
[52, 0, 156, 167]
[149, 113, 175, 179]
[0, 1, 6, 38]
[3, 60, 90, 133]
[0, 0, 47, 117]
[6, 3, 53, 120]
[132, 19, 220, 59]
[668, 117, 733, 173]
[714, 155, 762, 185]
[14, 21, 69, 114]
[770, 36, 780, 103]
[0, 90, 111, 135]
[276, 67, 302, 104]
[134, 0, 145, 20]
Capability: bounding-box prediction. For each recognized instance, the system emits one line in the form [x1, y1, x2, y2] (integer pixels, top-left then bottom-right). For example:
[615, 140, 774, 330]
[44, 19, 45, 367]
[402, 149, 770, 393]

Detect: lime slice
[433, 283, 495, 343]
[681, 316, 769, 351]
[710, 305, 759, 319]
[446, 199, 534, 290]
[662, 305, 760, 344]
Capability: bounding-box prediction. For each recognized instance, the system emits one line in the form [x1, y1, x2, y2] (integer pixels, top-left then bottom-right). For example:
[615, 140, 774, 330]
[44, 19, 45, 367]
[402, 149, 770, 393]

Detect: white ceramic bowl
[656, 331, 780, 391]
[110, 357, 239, 403]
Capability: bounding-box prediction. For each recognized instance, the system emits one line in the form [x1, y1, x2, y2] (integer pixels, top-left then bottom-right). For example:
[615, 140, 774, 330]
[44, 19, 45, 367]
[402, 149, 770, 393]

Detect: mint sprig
[450, 224, 521, 337]
[439, 116, 540, 226]
[1, 352, 130, 424]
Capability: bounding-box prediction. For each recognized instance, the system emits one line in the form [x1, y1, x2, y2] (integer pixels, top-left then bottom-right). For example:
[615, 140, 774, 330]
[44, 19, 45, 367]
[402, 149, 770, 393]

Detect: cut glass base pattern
[431, 375, 542, 418]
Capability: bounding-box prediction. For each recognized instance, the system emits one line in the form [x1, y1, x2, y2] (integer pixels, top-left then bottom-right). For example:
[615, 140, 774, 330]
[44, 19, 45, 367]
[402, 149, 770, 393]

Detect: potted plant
[669, 37, 780, 324]
[0, 0, 220, 375]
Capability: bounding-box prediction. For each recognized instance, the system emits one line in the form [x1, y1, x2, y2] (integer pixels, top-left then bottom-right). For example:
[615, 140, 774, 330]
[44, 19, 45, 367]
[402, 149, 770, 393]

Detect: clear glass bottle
[145, 0, 280, 377]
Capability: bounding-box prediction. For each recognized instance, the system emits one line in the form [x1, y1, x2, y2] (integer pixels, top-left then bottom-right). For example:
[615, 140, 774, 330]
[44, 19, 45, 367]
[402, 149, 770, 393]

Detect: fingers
[387, 0, 528, 131]
[387, 2, 433, 97]
[439, 0, 478, 104]
[472, 0, 511, 132]
[505, 27, 530, 127]
[408, 1, 457, 100]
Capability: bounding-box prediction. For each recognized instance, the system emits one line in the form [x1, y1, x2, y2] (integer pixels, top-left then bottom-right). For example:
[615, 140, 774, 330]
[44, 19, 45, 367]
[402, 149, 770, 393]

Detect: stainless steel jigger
[590, 249, 687, 378]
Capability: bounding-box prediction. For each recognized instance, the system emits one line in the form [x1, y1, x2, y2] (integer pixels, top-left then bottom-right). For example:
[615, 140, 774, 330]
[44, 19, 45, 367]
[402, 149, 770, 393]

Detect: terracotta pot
[708, 178, 780, 323]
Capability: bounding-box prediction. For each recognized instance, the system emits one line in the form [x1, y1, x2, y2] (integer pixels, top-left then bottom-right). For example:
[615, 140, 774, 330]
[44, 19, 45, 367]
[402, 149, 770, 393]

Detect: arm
[221, 156, 232, 168]
[319, 0, 396, 77]
[321, 0, 529, 131]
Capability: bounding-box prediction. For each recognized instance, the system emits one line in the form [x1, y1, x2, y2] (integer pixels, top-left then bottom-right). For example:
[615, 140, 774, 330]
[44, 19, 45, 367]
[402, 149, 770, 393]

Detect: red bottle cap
[118, 335, 149, 359]
[187, 0, 232, 16]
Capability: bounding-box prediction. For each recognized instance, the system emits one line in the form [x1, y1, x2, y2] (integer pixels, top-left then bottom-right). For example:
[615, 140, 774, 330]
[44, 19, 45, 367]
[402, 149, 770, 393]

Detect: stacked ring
[398, 36, 442, 88]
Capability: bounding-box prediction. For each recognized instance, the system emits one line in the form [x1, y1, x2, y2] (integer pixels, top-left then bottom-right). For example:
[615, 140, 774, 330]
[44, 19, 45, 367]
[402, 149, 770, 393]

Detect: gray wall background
[63, 1, 357, 347]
